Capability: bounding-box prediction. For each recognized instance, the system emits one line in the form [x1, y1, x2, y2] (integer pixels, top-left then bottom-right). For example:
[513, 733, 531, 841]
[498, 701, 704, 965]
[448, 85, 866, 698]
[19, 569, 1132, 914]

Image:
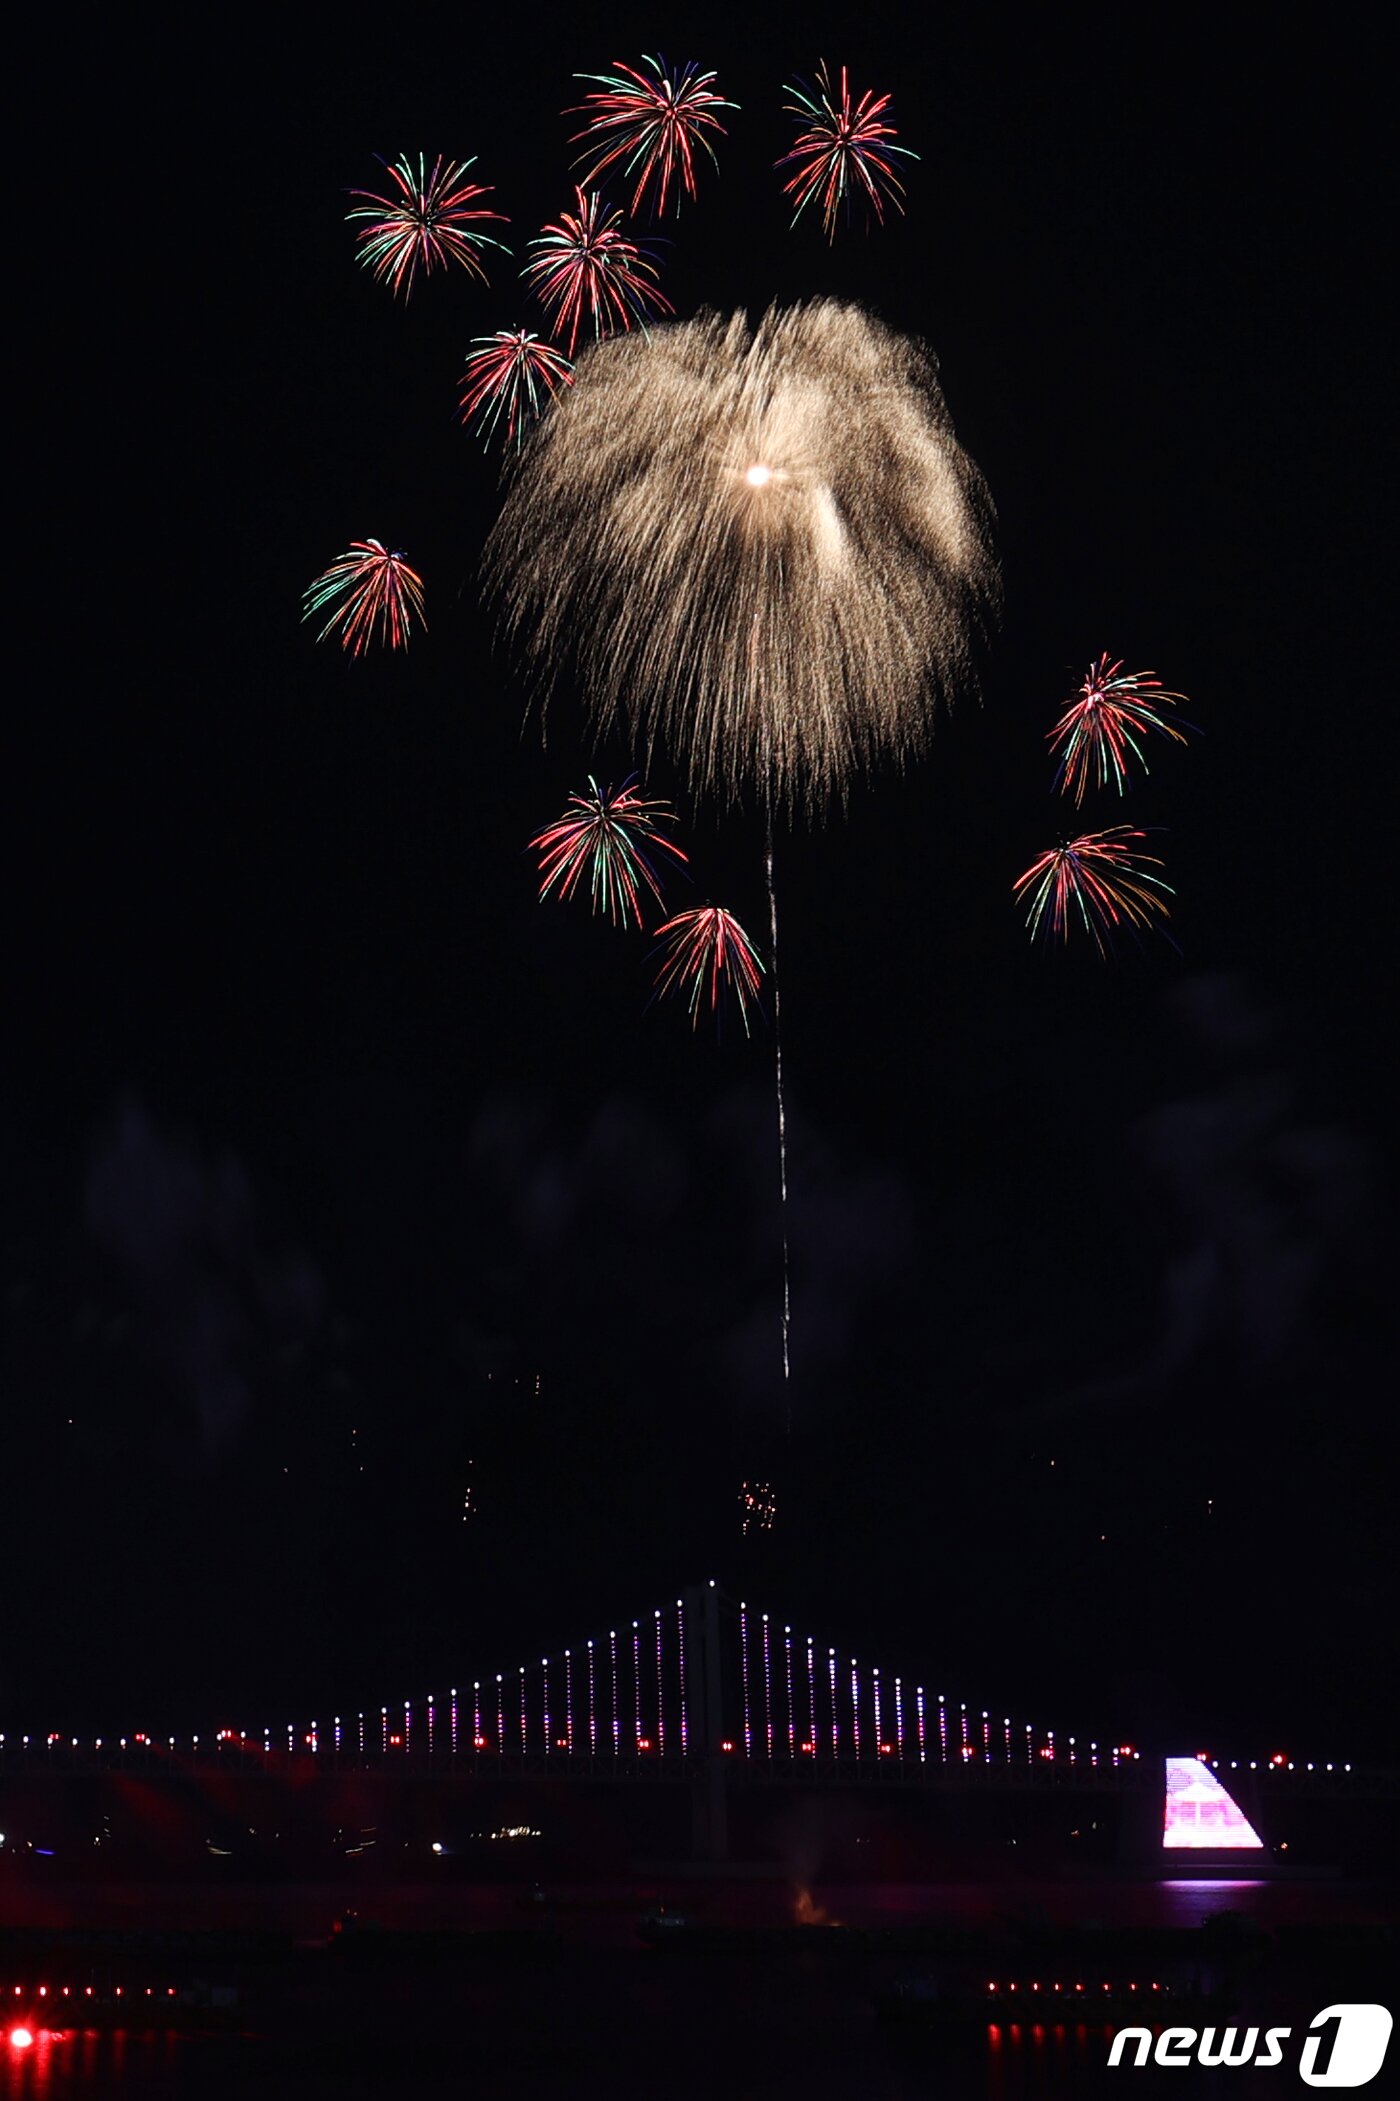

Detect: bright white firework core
[745, 464, 774, 487]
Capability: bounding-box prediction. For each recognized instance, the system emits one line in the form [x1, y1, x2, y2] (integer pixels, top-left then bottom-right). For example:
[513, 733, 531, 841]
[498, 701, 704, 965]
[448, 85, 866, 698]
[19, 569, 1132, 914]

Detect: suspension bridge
[2, 1585, 1369, 1838]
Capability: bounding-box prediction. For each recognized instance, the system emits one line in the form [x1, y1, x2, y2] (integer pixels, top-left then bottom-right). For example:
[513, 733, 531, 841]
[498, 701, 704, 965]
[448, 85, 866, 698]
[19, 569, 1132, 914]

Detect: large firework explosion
[485, 300, 998, 815]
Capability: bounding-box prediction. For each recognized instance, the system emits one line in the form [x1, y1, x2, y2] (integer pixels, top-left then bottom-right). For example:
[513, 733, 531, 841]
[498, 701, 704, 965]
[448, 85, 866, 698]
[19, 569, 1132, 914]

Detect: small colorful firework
[569, 55, 736, 219]
[776, 62, 916, 241]
[346, 153, 509, 298]
[1014, 825, 1174, 955]
[530, 776, 687, 927]
[653, 905, 765, 1031]
[459, 330, 573, 449]
[1049, 654, 1194, 806]
[522, 186, 672, 355]
[302, 539, 426, 654]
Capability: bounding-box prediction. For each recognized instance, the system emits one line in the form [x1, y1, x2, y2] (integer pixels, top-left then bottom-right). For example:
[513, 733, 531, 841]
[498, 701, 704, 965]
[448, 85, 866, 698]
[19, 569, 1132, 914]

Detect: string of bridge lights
[0, 1587, 1355, 1777]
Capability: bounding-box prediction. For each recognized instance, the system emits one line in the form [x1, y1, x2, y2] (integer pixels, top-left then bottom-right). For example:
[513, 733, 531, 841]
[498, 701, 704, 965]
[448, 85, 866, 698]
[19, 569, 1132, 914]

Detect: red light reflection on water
[985, 2019, 1115, 2099]
[0, 2026, 172, 2098]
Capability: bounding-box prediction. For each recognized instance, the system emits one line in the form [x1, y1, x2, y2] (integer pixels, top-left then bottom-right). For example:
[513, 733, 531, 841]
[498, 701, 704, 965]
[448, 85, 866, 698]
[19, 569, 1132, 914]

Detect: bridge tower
[683, 1583, 729, 1862]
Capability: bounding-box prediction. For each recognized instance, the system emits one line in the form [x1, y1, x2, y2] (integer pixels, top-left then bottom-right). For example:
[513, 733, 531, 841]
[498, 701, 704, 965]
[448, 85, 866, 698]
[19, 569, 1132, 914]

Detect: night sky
[8, 8, 1394, 1764]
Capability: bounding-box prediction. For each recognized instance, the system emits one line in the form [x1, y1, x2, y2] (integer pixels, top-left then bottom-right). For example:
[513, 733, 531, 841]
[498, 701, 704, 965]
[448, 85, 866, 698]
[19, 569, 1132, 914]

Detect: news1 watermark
[1108, 2004, 1392, 2085]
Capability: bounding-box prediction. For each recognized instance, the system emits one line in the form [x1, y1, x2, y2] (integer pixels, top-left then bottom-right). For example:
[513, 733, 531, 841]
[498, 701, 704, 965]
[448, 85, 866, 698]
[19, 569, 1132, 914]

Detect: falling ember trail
[765, 810, 792, 1427]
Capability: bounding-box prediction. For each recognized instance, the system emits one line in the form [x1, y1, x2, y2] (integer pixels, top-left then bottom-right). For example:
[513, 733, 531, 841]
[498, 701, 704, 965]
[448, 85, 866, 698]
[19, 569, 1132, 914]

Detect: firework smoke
[486, 300, 997, 813]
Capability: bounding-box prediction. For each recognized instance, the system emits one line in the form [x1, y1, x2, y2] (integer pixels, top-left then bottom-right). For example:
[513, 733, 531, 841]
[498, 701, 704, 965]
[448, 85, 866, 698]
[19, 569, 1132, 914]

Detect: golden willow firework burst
[485, 301, 998, 813]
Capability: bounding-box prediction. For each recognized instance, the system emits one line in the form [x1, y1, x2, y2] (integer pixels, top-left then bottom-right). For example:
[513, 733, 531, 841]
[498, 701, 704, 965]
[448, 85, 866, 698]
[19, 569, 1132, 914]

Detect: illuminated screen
[1163, 1756, 1264, 1849]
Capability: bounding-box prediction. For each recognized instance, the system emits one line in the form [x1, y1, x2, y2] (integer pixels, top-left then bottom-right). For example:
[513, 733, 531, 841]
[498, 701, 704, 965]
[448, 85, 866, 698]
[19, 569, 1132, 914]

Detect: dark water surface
[3, 1880, 1395, 2098]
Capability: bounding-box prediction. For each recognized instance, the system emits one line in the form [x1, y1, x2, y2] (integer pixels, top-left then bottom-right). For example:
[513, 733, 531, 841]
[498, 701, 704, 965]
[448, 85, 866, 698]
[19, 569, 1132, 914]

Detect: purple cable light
[740, 1605, 752, 1758]
[610, 1632, 620, 1756]
[785, 1628, 796, 1757]
[654, 1611, 665, 1757]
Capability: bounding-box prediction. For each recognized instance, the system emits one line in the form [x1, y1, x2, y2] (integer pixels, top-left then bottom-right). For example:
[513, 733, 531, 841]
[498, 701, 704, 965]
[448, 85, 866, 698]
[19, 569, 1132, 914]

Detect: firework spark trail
[302, 540, 426, 653]
[346, 154, 509, 298]
[569, 55, 737, 219]
[486, 301, 997, 814]
[522, 187, 672, 355]
[459, 331, 573, 450]
[529, 776, 687, 927]
[764, 817, 793, 1417]
[1013, 825, 1174, 956]
[777, 63, 917, 241]
[1049, 654, 1194, 806]
[652, 906, 765, 1033]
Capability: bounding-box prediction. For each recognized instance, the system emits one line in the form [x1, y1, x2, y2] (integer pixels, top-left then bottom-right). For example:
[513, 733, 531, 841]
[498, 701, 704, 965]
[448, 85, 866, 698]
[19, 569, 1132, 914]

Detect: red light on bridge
[638, 1738, 653, 1751]
[801, 1741, 815, 1754]
[720, 1740, 735, 1753]
[473, 1734, 488, 1749]
[389, 1734, 402, 1747]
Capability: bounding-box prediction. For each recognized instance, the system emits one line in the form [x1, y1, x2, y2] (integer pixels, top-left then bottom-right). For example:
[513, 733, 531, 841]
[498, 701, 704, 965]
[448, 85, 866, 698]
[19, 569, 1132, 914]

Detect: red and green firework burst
[529, 776, 688, 927]
[776, 62, 916, 241]
[569, 55, 736, 219]
[346, 153, 509, 298]
[522, 187, 672, 355]
[1049, 654, 1194, 806]
[302, 540, 426, 654]
[459, 331, 573, 450]
[1013, 826, 1174, 956]
[653, 906, 766, 1032]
